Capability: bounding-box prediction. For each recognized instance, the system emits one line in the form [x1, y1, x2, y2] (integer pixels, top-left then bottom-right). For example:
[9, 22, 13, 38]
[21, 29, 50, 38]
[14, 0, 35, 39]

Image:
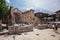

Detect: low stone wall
[0, 24, 7, 31]
[8, 24, 33, 34]
[35, 24, 52, 30]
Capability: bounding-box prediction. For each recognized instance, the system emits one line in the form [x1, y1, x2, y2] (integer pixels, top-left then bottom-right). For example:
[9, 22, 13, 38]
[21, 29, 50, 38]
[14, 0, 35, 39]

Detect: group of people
[52, 24, 58, 33]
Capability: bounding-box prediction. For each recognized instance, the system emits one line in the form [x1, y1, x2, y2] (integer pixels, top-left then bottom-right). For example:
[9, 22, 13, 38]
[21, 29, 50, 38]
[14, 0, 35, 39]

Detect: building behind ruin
[55, 10, 60, 21]
[35, 12, 49, 24]
[48, 10, 60, 22]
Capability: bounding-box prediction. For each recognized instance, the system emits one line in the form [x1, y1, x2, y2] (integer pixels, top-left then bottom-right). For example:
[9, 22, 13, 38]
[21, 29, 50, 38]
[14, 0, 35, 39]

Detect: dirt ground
[0, 28, 60, 40]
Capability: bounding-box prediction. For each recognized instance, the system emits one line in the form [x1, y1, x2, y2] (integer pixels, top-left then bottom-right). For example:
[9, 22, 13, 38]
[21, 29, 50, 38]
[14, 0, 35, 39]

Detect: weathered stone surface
[7, 6, 42, 25]
[35, 24, 49, 30]
[8, 24, 33, 34]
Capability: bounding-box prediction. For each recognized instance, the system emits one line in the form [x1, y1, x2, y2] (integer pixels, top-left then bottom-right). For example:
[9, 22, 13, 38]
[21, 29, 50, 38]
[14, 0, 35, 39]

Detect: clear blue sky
[6, 0, 60, 13]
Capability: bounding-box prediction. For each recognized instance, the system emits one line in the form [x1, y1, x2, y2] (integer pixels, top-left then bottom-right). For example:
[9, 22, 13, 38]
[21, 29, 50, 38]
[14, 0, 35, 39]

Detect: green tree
[0, 0, 8, 25]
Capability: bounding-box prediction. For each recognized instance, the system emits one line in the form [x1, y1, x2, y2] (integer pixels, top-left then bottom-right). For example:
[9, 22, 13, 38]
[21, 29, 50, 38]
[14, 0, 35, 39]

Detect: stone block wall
[8, 25, 33, 34]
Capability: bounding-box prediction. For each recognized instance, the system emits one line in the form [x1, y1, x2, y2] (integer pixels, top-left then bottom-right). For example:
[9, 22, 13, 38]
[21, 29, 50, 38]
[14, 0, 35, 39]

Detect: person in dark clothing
[54, 24, 58, 33]
[55, 26, 57, 30]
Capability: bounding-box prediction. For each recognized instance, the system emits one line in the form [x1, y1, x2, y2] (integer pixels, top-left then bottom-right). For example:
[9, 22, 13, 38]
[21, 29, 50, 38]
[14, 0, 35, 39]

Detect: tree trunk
[0, 19, 2, 25]
[0, 19, 2, 31]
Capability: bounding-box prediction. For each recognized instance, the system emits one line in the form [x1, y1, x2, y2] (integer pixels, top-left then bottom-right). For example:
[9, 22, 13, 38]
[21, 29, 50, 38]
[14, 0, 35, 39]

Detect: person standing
[54, 24, 58, 33]
[52, 24, 58, 33]
[52, 24, 55, 30]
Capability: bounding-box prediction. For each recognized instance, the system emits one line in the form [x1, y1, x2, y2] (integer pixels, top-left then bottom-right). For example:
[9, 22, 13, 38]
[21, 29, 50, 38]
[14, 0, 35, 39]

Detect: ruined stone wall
[8, 7, 22, 25]
[7, 7, 16, 25]
[14, 8, 22, 24]
[14, 13, 21, 23]
[20, 9, 36, 25]
[8, 7, 41, 25]
[35, 17, 41, 24]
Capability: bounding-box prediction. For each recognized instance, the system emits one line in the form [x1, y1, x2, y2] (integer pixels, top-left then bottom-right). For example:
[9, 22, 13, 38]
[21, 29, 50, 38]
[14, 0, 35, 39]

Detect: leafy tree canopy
[0, 0, 8, 19]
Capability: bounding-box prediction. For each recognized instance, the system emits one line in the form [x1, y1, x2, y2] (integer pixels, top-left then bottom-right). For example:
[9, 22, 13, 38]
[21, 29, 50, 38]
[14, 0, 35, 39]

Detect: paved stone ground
[0, 28, 60, 40]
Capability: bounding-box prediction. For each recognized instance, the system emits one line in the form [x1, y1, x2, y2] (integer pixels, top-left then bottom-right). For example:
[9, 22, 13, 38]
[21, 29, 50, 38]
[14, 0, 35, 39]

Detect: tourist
[52, 24, 58, 33]
[52, 24, 55, 30]
[54, 24, 58, 33]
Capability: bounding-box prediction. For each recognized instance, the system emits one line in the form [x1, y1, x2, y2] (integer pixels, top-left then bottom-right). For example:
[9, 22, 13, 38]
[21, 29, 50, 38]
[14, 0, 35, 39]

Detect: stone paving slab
[0, 28, 60, 40]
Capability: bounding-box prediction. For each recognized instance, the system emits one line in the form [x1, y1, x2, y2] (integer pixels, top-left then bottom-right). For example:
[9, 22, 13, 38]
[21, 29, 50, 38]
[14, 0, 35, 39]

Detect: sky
[6, 0, 60, 13]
